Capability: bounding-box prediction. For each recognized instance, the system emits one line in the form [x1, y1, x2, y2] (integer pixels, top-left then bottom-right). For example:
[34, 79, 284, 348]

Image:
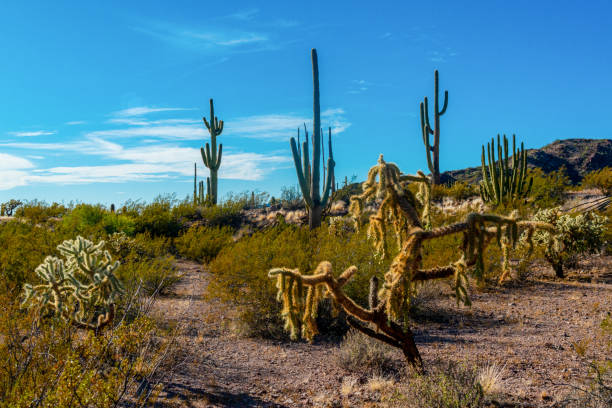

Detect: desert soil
[149, 256, 611, 408]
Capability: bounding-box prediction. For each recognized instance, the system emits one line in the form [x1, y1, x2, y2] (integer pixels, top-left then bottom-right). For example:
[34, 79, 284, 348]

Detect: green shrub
[14, 200, 68, 224]
[385, 360, 485, 407]
[206, 224, 386, 338]
[174, 225, 233, 263]
[531, 208, 607, 278]
[0, 220, 68, 288]
[135, 197, 182, 237]
[108, 232, 178, 296]
[0, 294, 170, 407]
[582, 167, 612, 195]
[431, 181, 478, 202]
[200, 199, 243, 227]
[529, 167, 572, 208]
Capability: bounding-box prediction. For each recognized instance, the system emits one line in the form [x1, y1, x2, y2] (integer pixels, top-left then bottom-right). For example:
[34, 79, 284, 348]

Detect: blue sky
[1, 1, 610, 205]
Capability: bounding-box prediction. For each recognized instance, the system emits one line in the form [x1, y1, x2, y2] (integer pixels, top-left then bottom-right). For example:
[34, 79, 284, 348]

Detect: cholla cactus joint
[21, 236, 124, 331]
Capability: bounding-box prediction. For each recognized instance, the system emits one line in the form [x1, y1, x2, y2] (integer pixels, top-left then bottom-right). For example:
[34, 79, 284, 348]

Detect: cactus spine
[290, 48, 335, 229]
[420, 70, 448, 185]
[479, 134, 533, 205]
[200, 98, 223, 205]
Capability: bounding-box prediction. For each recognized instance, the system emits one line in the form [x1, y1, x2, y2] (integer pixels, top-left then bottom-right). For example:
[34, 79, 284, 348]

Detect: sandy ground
[149, 256, 611, 407]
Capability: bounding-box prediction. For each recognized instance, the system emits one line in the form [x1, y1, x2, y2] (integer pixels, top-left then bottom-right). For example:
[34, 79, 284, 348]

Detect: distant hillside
[440, 138, 611, 185]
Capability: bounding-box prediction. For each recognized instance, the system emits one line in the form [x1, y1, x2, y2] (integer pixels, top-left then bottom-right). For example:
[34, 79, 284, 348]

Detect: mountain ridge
[440, 138, 611, 185]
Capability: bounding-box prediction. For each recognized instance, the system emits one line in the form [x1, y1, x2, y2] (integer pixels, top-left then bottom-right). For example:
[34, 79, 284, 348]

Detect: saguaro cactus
[193, 162, 209, 206]
[290, 48, 335, 229]
[479, 134, 533, 205]
[201, 98, 223, 205]
[420, 70, 448, 185]
[21, 236, 124, 332]
[269, 155, 553, 369]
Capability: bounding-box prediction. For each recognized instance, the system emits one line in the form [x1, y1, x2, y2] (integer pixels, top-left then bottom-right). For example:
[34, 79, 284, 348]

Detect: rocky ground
[148, 254, 611, 408]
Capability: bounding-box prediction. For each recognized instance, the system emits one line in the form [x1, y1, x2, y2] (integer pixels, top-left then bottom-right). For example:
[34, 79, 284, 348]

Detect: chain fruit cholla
[22, 236, 124, 331]
[269, 155, 553, 369]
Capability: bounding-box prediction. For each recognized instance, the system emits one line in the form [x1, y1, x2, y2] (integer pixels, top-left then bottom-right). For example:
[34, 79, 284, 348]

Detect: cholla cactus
[22, 236, 124, 331]
[269, 155, 553, 369]
[530, 208, 607, 278]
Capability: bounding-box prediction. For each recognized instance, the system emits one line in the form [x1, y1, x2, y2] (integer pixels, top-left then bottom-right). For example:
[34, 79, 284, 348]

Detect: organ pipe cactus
[290, 48, 335, 229]
[21, 236, 124, 332]
[200, 98, 223, 205]
[479, 134, 533, 205]
[420, 70, 448, 185]
[269, 155, 553, 369]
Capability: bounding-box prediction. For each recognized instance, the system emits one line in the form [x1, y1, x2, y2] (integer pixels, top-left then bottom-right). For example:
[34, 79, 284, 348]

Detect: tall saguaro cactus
[200, 99, 223, 205]
[420, 70, 448, 185]
[480, 134, 533, 206]
[290, 48, 335, 229]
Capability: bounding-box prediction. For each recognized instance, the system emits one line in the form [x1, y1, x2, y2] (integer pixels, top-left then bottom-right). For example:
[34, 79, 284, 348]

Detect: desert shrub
[280, 185, 304, 210]
[431, 181, 478, 202]
[336, 329, 397, 375]
[59, 203, 107, 235]
[206, 224, 385, 338]
[134, 197, 182, 237]
[0, 293, 171, 407]
[0, 199, 22, 216]
[109, 232, 178, 296]
[557, 315, 611, 407]
[174, 225, 233, 263]
[171, 199, 202, 221]
[531, 208, 607, 278]
[582, 167, 612, 195]
[384, 360, 485, 408]
[0, 220, 69, 288]
[14, 200, 68, 224]
[529, 167, 572, 208]
[200, 199, 243, 227]
[118, 256, 178, 296]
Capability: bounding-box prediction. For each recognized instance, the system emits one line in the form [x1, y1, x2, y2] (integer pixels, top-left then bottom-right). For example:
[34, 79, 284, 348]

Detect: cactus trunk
[200, 99, 223, 205]
[419, 70, 448, 185]
[290, 49, 335, 229]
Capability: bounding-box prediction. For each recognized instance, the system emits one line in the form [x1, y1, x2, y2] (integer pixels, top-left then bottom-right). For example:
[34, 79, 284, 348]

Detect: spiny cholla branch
[269, 155, 553, 369]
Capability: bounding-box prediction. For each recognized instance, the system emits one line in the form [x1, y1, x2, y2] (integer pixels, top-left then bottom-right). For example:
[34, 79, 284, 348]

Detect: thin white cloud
[113, 106, 194, 117]
[226, 109, 350, 140]
[87, 125, 207, 141]
[348, 80, 369, 94]
[227, 8, 259, 21]
[133, 21, 272, 54]
[65, 121, 87, 125]
[8, 130, 55, 137]
[107, 118, 200, 126]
